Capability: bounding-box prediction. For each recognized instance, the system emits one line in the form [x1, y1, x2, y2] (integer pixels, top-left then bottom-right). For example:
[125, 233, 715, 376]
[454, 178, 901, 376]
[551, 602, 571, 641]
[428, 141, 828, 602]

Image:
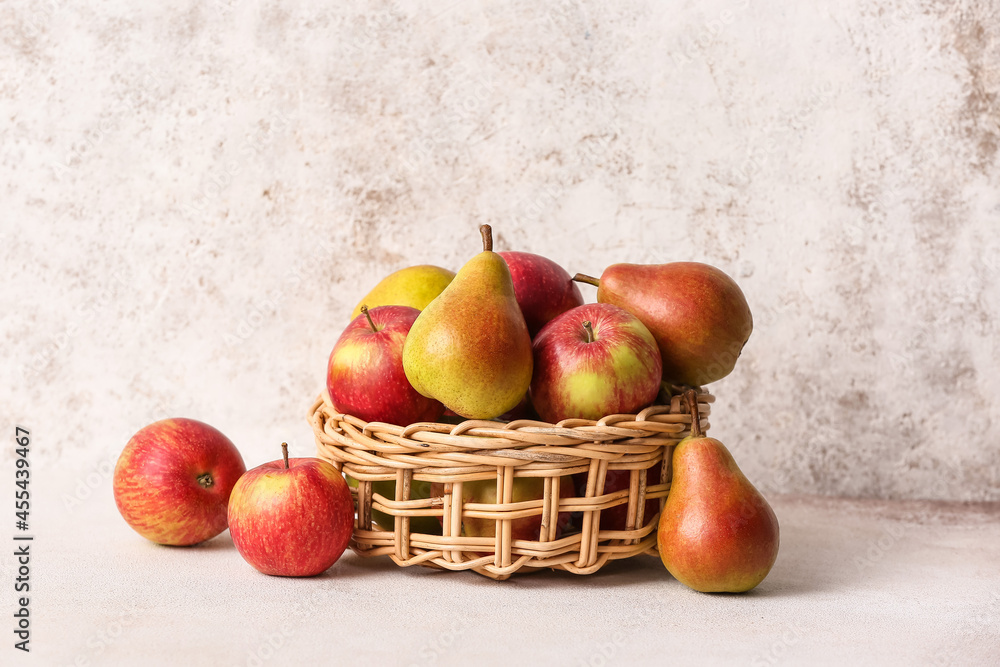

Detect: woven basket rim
[310, 389, 712, 459]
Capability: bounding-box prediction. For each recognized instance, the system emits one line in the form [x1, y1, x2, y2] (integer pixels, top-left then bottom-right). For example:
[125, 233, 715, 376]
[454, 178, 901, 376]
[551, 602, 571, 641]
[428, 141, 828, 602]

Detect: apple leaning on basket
[315, 225, 778, 589]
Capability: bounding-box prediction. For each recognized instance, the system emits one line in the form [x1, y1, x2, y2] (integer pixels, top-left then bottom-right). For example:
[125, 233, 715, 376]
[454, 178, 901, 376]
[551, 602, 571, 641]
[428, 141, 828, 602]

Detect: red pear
[574, 262, 752, 386]
[657, 391, 779, 592]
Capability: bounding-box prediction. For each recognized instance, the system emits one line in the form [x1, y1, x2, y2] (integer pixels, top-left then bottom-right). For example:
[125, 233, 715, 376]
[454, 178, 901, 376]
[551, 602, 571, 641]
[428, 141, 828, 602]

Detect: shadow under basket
[309, 389, 713, 581]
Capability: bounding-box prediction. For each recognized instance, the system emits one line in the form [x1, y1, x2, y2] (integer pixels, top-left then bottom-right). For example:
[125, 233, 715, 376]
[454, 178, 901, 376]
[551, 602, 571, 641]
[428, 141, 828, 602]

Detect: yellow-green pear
[402, 226, 533, 419]
[350, 265, 455, 320]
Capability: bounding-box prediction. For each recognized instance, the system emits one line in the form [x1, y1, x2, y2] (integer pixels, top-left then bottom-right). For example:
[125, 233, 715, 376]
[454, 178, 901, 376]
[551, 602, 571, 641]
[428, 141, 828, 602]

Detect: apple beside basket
[309, 386, 712, 581]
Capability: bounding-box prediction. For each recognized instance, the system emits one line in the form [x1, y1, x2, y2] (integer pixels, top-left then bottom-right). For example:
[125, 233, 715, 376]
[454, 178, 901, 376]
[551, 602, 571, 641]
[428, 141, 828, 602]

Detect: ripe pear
[657, 390, 779, 593]
[402, 225, 533, 419]
[351, 265, 455, 320]
[574, 262, 752, 386]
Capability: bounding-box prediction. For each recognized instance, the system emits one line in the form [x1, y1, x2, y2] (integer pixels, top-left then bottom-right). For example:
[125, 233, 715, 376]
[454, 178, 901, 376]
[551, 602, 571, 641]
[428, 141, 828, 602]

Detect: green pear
[657, 390, 779, 592]
[351, 265, 455, 320]
[402, 225, 533, 419]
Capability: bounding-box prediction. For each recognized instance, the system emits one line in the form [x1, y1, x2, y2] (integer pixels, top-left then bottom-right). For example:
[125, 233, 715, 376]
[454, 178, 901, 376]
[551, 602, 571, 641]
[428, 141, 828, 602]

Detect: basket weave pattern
[309, 390, 713, 580]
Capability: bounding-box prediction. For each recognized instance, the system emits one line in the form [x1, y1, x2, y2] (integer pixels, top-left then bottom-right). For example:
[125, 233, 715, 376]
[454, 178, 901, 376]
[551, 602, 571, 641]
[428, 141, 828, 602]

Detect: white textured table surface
[11, 469, 1000, 666]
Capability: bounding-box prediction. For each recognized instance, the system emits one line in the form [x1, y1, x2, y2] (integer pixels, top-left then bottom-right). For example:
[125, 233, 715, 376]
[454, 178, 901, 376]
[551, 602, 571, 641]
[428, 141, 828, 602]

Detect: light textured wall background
[2, 0, 998, 501]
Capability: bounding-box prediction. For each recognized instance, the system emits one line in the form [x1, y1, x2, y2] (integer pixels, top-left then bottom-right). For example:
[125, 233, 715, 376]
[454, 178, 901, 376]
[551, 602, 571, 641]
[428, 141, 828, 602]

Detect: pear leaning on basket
[402, 225, 533, 420]
[657, 390, 779, 593]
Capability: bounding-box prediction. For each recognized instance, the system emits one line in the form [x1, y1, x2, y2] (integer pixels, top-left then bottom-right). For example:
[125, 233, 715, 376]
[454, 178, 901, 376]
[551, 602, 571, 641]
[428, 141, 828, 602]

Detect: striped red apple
[326, 305, 443, 426]
[113, 418, 246, 546]
[529, 303, 663, 423]
[228, 444, 354, 577]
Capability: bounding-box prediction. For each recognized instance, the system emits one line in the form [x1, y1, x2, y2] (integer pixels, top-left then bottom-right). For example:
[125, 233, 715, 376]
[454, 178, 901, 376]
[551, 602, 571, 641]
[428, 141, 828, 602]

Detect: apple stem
[582, 320, 595, 343]
[479, 224, 493, 252]
[572, 273, 601, 287]
[281, 442, 289, 469]
[685, 389, 703, 438]
[360, 304, 377, 332]
[196, 473, 214, 489]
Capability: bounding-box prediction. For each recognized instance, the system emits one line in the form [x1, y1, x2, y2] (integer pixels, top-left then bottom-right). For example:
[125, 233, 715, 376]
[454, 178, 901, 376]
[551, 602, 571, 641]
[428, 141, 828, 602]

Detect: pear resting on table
[657, 390, 780, 593]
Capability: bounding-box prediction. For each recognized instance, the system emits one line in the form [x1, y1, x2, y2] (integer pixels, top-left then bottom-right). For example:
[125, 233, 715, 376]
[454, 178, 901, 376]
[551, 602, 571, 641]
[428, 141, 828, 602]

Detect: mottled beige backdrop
[3, 0, 998, 501]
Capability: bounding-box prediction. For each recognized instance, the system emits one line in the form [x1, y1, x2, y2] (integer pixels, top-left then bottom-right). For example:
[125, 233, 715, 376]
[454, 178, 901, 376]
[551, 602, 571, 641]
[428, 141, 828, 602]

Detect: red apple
[327, 305, 443, 426]
[530, 303, 662, 423]
[228, 444, 354, 577]
[113, 418, 246, 546]
[498, 251, 584, 337]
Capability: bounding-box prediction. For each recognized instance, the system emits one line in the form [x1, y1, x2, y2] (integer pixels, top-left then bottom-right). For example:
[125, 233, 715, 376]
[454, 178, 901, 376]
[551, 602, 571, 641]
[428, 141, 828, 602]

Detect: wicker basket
[309, 389, 713, 580]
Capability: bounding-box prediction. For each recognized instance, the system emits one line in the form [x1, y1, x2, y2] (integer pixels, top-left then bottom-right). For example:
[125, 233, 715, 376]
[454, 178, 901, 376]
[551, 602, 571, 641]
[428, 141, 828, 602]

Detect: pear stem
[685, 389, 703, 438]
[582, 321, 595, 343]
[360, 304, 377, 332]
[573, 273, 601, 287]
[281, 442, 289, 469]
[479, 224, 493, 252]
